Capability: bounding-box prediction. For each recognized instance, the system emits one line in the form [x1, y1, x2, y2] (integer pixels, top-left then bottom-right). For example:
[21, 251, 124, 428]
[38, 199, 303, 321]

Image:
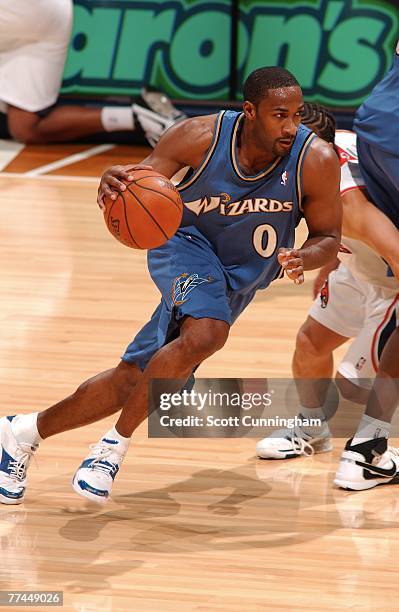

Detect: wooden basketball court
[1, 141, 398, 611]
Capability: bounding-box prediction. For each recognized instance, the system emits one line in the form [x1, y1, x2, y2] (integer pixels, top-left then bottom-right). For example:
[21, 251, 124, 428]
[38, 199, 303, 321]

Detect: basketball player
[257, 102, 399, 490]
[352, 38, 399, 479]
[0, 67, 342, 504]
[0, 0, 183, 144]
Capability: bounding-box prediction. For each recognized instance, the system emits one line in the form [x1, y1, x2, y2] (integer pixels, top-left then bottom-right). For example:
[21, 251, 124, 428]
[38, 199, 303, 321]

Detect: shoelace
[87, 443, 120, 476]
[288, 428, 315, 457]
[8, 443, 38, 482]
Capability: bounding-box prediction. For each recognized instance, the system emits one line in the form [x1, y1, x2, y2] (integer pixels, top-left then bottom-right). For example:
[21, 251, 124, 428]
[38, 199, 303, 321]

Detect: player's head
[300, 102, 336, 144]
[242, 66, 303, 157]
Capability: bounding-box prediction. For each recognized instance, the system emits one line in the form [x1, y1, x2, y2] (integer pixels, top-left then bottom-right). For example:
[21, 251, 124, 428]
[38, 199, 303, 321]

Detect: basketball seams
[131, 180, 182, 212]
[104, 175, 181, 249]
[130, 174, 160, 181]
[125, 185, 169, 240]
[120, 191, 142, 248]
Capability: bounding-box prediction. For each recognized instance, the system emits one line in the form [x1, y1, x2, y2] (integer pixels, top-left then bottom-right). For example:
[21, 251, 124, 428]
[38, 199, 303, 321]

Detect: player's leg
[256, 317, 347, 459]
[257, 265, 364, 459]
[72, 232, 232, 503]
[7, 102, 177, 145]
[365, 326, 399, 424]
[72, 315, 229, 503]
[115, 316, 229, 437]
[37, 362, 142, 439]
[334, 292, 399, 490]
[0, 362, 143, 504]
[7, 105, 106, 144]
[0, 295, 180, 504]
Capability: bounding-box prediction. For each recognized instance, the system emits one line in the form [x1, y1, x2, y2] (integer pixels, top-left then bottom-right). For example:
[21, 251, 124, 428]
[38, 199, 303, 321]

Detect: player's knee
[8, 122, 37, 144]
[7, 110, 41, 144]
[180, 320, 229, 362]
[295, 325, 321, 358]
[295, 318, 335, 359]
[74, 362, 141, 404]
[335, 372, 369, 404]
[113, 361, 142, 401]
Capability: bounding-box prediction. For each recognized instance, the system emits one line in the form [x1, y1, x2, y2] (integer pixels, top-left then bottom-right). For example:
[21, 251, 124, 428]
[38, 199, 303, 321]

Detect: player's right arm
[342, 187, 399, 281]
[97, 115, 217, 208]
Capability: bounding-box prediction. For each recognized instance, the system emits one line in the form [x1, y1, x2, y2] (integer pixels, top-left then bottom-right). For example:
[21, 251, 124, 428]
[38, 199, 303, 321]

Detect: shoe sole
[71, 476, 108, 505]
[0, 492, 23, 505]
[0, 417, 25, 505]
[257, 439, 333, 460]
[334, 475, 398, 491]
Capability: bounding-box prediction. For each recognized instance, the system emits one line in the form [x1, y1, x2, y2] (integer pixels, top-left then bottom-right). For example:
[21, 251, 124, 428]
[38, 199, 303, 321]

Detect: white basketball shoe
[256, 426, 332, 459]
[334, 437, 399, 491]
[72, 435, 127, 504]
[0, 416, 38, 504]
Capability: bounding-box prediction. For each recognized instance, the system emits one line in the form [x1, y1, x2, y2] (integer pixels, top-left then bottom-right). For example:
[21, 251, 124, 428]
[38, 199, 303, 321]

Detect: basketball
[103, 169, 183, 249]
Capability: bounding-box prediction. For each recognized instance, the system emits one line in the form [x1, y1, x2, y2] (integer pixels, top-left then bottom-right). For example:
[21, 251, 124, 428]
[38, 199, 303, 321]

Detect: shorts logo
[171, 272, 210, 306]
[320, 278, 329, 308]
[355, 357, 367, 371]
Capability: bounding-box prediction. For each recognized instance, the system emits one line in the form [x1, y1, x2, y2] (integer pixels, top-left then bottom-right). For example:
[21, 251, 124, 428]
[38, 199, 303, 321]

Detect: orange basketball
[103, 170, 183, 249]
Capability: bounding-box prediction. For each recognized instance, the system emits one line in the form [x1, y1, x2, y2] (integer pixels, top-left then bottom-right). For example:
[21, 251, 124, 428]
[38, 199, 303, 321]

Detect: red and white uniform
[309, 130, 399, 389]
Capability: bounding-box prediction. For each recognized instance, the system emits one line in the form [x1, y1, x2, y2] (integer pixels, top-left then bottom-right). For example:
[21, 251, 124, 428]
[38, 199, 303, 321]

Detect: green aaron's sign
[62, 0, 398, 106]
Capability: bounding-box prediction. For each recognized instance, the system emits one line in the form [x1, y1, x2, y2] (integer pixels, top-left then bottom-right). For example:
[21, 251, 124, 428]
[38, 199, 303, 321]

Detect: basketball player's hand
[278, 248, 304, 285]
[97, 163, 153, 210]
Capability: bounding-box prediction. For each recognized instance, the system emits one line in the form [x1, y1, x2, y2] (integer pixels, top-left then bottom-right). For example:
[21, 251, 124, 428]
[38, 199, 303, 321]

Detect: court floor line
[0, 139, 24, 171]
[23, 143, 115, 176]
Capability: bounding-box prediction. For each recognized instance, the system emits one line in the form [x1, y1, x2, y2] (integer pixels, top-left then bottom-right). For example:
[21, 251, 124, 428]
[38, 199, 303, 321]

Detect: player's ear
[243, 100, 256, 120]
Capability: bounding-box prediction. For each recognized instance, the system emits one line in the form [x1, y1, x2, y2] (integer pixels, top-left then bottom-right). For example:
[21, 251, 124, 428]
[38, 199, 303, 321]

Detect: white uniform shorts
[309, 264, 399, 389]
[0, 0, 73, 113]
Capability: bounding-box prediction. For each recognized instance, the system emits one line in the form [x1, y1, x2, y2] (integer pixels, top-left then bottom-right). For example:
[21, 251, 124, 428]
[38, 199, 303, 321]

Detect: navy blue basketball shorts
[122, 230, 256, 369]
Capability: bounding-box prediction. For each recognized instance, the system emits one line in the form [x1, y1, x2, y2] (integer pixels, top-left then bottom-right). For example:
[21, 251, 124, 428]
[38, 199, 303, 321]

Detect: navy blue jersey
[354, 41, 399, 155]
[176, 110, 316, 293]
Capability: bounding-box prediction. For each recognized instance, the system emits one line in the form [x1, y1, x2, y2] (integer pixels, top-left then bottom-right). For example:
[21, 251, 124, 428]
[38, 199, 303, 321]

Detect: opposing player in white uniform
[257, 104, 399, 490]
[309, 129, 399, 394]
[0, 0, 183, 144]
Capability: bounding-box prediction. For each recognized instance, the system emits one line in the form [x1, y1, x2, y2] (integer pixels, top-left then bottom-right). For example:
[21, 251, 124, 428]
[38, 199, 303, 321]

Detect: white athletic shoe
[334, 437, 399, 491]
[0, 416, 38, 504]
[256, 426, 332, 459]
[139, 87, 186, 121]
[132, 103, 175, 147]
[72, 436, 127, 504]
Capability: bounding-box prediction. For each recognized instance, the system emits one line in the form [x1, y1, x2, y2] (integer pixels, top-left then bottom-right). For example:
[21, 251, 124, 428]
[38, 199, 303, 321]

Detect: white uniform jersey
[335, 130, 398, 291]
[0, 0, 72, 113]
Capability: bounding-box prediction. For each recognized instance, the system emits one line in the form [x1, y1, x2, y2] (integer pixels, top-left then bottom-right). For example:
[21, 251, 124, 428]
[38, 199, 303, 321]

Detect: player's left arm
[278, 139, 342, 284]
[342, 187, 399, 282]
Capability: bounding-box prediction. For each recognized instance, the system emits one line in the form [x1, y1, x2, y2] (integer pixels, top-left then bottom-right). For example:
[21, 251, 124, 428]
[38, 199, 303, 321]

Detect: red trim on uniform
[371, 293, 399, 372]
[340, 185, 367, 196]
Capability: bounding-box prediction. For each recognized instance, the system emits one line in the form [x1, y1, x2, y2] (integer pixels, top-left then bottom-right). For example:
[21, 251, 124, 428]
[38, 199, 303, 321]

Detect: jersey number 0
[253, 224, 277, 258]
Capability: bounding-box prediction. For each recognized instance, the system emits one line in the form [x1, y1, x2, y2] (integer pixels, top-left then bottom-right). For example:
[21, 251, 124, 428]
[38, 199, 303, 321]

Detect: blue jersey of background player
[354, 40, 399, 228]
